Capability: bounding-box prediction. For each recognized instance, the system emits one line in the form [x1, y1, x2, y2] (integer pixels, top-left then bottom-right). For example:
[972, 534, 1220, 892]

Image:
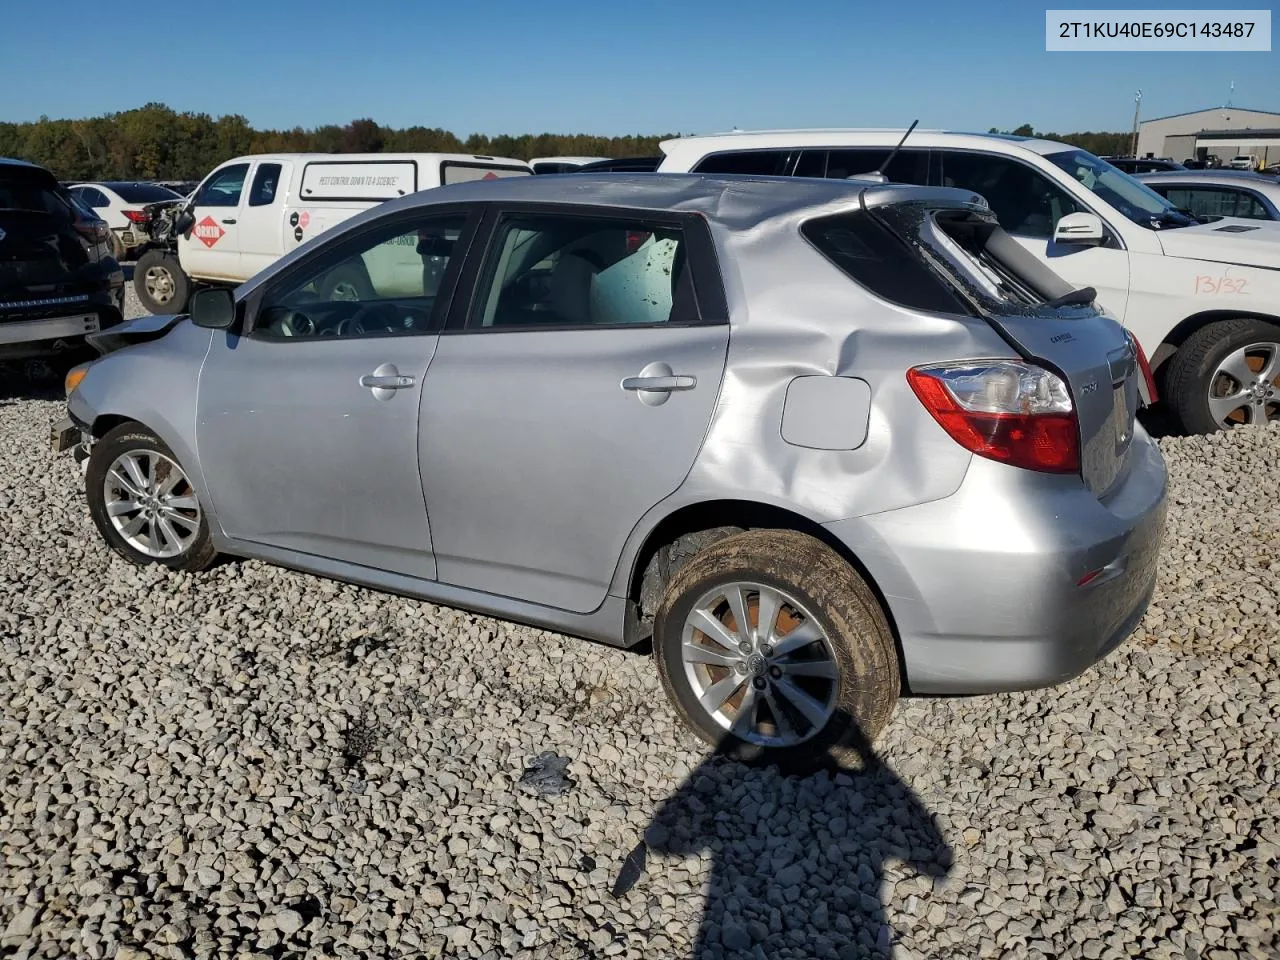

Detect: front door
[419, 209, 730, 613]
[237, 160, 292, 277]
[196, 210, 475, 579]
[180, 162, 249, 281]
[938, 150, 1132, 320]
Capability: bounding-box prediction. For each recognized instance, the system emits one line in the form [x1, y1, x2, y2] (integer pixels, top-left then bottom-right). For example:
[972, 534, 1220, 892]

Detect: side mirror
[1053, 212, 1106, 246]
[190, 287, 236, 330]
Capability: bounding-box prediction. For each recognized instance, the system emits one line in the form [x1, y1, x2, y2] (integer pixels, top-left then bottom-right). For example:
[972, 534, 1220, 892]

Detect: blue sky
[2, 0, 1275, 135]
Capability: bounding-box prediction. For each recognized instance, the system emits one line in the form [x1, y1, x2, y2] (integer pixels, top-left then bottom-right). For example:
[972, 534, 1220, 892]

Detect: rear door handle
[221, 218, 237, 225]
[622, 375, 696, 392]
[360, 374, 415, 389]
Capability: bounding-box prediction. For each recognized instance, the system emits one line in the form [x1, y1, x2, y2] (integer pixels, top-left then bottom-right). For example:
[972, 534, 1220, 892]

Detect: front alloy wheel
[85, 423, 217, 571]
[102, 449, 201, 558]
[1207, 341, 1280, 427]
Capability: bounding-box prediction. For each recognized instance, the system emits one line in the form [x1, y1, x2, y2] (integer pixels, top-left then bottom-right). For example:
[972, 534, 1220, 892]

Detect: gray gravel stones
[0, 358, 1277, 959]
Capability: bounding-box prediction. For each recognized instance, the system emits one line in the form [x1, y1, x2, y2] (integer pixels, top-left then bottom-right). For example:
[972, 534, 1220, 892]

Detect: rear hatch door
[0, 167, 94, 301]
[869, 195, 1139, 497]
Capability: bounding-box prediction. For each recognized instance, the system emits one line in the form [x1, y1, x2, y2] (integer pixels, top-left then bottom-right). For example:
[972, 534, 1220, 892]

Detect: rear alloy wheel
[85, 424, 216, 571]
[1165, 318, 1280, 433]
[654, 529, 898, 772]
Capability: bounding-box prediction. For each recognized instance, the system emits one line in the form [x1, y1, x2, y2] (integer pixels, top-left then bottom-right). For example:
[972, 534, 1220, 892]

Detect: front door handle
[360, 363, 415, 400]
[621, 375, 696, 392]
[221, 218, 237, 225]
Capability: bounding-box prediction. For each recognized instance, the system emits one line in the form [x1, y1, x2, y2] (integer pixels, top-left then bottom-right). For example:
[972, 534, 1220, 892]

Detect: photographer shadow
[617, 719, 952, 959]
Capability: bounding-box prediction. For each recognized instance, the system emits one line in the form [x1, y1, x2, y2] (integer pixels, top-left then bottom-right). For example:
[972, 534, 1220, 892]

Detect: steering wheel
[344, 302, 424, 336]
[270, 310, 315, 338]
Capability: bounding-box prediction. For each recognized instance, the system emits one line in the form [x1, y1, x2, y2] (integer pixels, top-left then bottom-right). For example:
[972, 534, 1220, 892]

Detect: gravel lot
[1, 312, 1277, 959]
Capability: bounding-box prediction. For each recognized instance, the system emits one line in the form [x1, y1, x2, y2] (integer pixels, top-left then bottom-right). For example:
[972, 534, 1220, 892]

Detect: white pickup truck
[133, 152, 530, 314]
[658, 130, 1280, 433]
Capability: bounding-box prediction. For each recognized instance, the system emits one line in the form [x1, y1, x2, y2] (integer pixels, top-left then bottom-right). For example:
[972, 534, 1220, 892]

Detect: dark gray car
[56, 174, 1167, 768]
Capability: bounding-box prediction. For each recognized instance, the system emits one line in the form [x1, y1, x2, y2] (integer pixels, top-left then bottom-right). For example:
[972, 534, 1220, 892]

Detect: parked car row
[13, 129, 1280, 436]
[53, 172, 1168, 769]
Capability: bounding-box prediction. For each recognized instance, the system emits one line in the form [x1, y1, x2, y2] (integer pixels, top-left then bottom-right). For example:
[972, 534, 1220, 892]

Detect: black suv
[1, 158, 125, 365]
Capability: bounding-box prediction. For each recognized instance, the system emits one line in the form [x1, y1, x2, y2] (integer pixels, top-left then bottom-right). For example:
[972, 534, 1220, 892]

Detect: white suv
[658, 130, 1280, 433]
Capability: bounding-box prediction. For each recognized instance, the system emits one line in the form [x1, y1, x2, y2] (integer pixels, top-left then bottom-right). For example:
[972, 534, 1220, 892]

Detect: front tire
[1164, 318, 1280, 433]
[653, 529, 899, 772]
[134, 250, 191, 315]
[85, 424, 217, 571]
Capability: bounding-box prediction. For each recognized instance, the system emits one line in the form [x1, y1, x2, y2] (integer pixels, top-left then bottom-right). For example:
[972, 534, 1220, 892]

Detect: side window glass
[82, 188, 109, 208]
[941, 153, 1083, 238]
[1237, 192, 1270, 219]
[196, 164, 249, 208]
[471, 215, 696, 329]
[825, 149, 929, 185]
[249, 164, 282, 206]
[253, 214, 466, 340]
[692, 150, 791, 175]
[793, 151, 828, 178]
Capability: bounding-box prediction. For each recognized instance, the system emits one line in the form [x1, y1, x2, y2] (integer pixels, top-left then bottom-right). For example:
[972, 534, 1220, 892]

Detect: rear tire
[653, 529, 899, 773]
[85, 423, 217, 572]
[1164, 318, 1280, 434]
[134, 250, 191, 315]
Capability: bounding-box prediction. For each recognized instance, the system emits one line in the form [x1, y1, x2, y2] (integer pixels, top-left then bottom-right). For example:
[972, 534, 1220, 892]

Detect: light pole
[1130, 90, 1143, 157]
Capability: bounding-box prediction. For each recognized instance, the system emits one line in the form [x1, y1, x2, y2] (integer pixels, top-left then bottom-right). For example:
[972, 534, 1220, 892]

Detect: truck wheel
[653, 529, 899, 772]
[320, 263, 375, 302]
[134, 250, 191, 315]
[1164, 318, 1280, 433]
[85, 423, 217, 572]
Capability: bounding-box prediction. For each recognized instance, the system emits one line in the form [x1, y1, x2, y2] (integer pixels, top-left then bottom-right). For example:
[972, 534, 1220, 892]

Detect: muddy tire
[1164, 318, 1280, 434]
[134, 250, 191, 315]
[653, 529, 899, 772]
[85, 423, 217, 572]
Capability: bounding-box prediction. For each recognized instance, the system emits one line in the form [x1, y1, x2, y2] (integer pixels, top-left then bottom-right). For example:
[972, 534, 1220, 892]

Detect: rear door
[180, 162, 249, 281]
[418, 206, 730, 613]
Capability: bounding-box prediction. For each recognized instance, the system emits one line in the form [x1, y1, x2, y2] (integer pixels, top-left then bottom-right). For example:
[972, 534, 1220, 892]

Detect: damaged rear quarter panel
[679, 212, 1006, 518]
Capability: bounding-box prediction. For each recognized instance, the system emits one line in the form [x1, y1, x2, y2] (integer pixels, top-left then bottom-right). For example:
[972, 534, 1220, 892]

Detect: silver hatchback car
[56, 174, 1167, 769]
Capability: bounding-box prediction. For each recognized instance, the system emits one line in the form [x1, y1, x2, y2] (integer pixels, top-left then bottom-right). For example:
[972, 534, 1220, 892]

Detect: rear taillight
[73, 216, 111, 245]
[122, 209, 149, 225]
[1126, 331, 1158, 406]
[907, 360, 1080, 474]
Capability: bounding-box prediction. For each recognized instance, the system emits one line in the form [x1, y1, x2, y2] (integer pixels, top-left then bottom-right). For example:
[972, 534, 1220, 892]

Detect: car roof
[658, 129, 1075, 161]
[1136, 170, 1280, 187]
[389, 172, 988, 225]
[528, 156, 608, 165]
[218, 152, 530, 166]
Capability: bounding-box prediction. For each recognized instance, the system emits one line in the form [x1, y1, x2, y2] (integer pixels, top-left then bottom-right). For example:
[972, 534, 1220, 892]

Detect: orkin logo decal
[193, 216, 225, 248]
[482, 172, 498, 180]
[0, 227, 6, 243]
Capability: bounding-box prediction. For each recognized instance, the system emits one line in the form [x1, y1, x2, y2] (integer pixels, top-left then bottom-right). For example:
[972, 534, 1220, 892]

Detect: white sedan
[67, 181, 183, 260]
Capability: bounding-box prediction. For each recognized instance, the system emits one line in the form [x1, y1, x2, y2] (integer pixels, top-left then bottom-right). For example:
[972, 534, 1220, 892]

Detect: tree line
[989, 124, 1132, 158]
[0, 104, 1137, 182]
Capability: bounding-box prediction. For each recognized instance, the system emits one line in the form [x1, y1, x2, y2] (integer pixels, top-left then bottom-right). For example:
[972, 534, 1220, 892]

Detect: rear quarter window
[113, 183, 183, 203]
[801, 211, 967, 315]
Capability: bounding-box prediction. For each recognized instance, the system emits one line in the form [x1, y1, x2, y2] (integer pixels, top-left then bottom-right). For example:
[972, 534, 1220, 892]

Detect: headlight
[64, 364, 90, 398]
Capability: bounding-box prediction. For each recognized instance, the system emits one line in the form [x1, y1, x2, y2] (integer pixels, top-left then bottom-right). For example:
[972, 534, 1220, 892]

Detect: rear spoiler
[87, 313, 185, 356]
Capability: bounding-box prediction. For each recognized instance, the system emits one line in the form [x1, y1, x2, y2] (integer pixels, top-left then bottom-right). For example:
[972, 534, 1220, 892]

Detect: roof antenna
[848, 119, 919, 183]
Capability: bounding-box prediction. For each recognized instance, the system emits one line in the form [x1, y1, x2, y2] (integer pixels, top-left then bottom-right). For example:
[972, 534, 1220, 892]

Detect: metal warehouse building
[1135, 107, 1280, 166]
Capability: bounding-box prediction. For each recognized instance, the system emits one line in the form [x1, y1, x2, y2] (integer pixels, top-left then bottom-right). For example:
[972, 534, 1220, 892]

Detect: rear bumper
[825, 430, 1168, 694]
[0, 287, 124, 359]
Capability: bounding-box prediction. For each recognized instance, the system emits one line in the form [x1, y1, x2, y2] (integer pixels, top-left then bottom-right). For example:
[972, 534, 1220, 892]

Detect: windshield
[1045, 149, 1197, 229]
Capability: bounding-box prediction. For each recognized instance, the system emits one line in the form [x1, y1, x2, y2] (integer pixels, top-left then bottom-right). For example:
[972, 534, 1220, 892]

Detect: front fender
[69, 324, 221, 539]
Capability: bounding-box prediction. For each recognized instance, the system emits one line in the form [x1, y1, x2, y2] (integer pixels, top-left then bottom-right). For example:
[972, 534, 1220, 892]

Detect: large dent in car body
[674, 204, 1012, 525]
